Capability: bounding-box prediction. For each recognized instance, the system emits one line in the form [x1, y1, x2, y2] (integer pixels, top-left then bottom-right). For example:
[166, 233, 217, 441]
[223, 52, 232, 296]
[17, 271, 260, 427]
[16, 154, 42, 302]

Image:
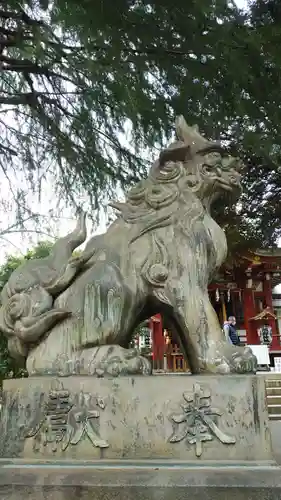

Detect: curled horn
[175, 115, 188, 141]
[175, 115, 200, 143]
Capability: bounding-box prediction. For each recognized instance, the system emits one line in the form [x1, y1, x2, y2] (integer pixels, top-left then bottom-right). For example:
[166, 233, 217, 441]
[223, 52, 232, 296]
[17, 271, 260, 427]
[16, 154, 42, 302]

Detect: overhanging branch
[0, 144, 18, 156]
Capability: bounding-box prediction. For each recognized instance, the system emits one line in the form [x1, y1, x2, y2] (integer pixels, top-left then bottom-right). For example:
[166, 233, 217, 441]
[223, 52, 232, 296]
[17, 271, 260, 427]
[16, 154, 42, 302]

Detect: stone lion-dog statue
[0, 116, 257, 376]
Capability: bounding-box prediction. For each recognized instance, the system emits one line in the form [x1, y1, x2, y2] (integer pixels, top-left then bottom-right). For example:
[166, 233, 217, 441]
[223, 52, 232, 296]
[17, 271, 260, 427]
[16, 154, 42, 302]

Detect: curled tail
[0, 211, 88, 364]
[0, 287, 70, 363]
[49, 209, 87, 268]
[2, 210, 88, 300]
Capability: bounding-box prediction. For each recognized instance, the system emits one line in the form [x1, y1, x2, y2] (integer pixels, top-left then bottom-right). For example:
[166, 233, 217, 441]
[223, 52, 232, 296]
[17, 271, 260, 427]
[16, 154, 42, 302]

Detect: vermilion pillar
[264, 273, 279, 350]
[243, 279, 257, 345]
[150, 314, 164, 369]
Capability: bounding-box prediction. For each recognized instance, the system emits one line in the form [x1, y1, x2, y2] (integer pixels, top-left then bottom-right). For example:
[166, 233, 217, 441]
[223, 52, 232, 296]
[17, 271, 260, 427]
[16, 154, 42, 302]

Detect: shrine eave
[249, 307, 277, 321]
[236, 250, 281, 269]
[255, 248, 281, 258]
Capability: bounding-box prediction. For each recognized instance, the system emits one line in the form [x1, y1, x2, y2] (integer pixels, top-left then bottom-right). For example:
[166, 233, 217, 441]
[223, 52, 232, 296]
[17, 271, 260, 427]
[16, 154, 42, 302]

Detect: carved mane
[109, 116, 227, 244]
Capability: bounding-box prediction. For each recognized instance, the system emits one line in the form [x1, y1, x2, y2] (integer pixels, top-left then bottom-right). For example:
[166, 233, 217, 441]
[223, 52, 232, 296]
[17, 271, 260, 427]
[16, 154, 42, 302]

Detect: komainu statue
[0, 116, 257, 376]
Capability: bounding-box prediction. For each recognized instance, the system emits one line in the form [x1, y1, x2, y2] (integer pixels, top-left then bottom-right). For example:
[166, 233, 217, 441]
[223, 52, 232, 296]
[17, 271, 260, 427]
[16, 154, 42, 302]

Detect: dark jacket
[228, 323, 240, 346]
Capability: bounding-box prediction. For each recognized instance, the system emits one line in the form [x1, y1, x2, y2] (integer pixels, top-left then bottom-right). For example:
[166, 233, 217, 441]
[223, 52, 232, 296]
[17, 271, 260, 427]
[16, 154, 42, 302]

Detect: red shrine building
[147, 249, 281, 370]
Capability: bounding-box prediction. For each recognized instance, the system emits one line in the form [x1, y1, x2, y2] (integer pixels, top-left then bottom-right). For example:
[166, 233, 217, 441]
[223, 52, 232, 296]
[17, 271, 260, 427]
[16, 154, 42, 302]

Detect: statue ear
[159, 145, 191, 166]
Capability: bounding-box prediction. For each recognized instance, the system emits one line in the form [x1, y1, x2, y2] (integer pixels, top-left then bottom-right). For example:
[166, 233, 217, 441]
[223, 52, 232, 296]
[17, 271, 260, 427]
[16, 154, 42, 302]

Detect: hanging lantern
[216, 288, 219, 302]
[258, 325, 272, 346]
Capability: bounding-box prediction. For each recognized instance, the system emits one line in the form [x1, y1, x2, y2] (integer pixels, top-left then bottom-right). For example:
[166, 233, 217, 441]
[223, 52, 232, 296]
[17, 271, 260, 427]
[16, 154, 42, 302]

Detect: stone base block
[0, 374, 273, 463]
[0, 461, 281, 500]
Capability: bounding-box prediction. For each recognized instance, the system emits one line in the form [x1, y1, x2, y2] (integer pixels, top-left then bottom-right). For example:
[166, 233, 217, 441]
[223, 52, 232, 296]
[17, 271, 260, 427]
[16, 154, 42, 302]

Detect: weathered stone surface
[0, 374, 272, 463]
[0, 116, 257, 376]
[0, 462, 281, 500]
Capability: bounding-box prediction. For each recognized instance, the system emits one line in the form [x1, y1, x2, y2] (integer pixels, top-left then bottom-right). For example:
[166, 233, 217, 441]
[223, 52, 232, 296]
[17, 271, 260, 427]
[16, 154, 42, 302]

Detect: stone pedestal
[0, 374, 280, 498]
[0, 374, 273, 462]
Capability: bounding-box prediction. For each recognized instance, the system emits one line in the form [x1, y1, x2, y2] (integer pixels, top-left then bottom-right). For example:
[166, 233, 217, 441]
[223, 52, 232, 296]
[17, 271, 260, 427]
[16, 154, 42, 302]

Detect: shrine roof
[254, 248, 281, 258]
[237, 249, 281, 267]
[250, 307, 277, 321]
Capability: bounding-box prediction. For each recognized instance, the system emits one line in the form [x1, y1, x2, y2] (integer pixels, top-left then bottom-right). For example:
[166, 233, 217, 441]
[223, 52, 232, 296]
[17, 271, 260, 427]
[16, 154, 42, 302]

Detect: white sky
[0, 174, 109, 259]
[235, 0, 248, 8]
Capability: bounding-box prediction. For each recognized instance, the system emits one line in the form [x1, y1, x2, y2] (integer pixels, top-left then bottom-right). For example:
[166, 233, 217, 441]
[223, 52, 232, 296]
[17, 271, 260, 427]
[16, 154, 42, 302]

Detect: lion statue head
[110, 116, 242, 242]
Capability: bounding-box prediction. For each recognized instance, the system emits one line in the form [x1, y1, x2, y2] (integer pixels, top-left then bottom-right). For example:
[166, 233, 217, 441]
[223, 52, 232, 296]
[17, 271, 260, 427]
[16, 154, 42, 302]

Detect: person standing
[223, 316, 240, 345]
[164, 330, 173, 371]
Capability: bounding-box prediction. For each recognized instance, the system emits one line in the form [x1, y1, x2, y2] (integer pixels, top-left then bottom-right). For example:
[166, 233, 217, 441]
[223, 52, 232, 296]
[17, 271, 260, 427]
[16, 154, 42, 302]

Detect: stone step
[266, 390, 281, 398]
[266, 380, 281, 388]
[266, 395, 281, 405]
[266, 390, 281, 396]
[266, 387, 281, 393]
[267, 404, 281, 415]
[266, 384, 281, 419]
[269, 413, 281, 421]
[266, 385, 281, 391]
[259, 378, 281, 420]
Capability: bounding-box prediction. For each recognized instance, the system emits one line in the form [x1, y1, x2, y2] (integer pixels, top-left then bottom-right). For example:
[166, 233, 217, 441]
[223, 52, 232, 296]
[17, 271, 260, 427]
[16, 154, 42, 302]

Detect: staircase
[266, 377, 281, 421]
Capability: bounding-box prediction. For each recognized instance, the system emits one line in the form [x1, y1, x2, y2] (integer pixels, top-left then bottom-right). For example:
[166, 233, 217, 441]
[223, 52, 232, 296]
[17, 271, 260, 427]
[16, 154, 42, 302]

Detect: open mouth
[218, 177, 241, 193]
[218, 179, 233, 192]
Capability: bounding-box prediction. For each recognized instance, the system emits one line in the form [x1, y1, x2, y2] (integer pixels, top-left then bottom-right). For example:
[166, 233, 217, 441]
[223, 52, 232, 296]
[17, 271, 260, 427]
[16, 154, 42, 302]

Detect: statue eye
[202, 165, 216, 177]
[204, 152, 222, 165]
[211, 153, 221, 161]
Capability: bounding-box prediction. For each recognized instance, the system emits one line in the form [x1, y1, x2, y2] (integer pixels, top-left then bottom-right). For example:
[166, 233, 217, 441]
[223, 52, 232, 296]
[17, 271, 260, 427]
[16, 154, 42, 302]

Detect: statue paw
[88, 345, 152, 377]
[230, 346, 258, 374]
[205, 343, 257, 375]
